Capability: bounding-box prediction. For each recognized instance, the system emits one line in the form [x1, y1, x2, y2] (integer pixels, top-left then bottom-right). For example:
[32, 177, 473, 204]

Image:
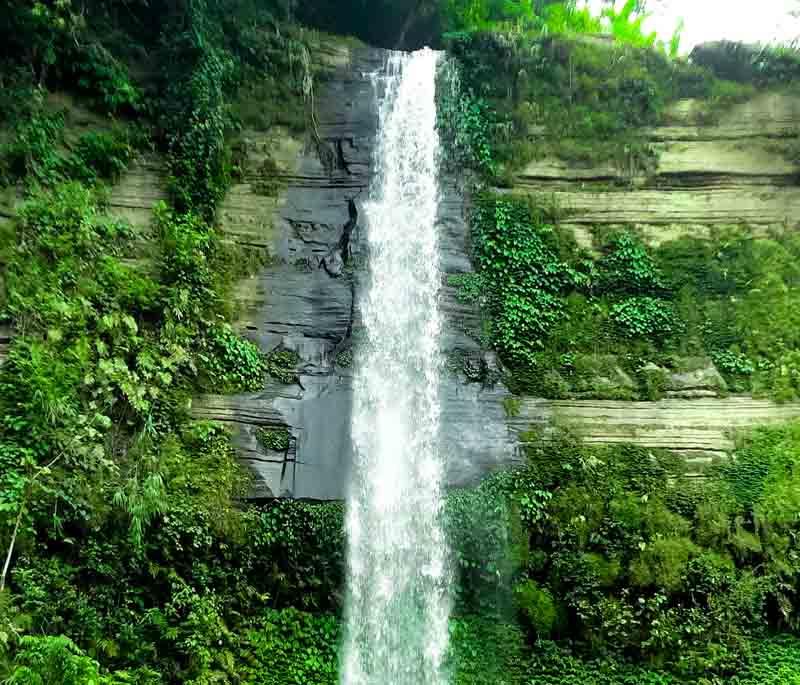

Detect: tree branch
[0, 505, 24, 594]
[0, 449, 69, 593]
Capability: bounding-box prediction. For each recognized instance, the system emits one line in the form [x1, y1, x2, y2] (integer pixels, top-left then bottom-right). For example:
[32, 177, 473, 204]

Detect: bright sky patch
[585, 0, 800, 52]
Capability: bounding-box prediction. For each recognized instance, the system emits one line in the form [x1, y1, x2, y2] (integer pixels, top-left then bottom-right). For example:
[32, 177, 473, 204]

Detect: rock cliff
[0, 41, 777, 499]
[185, 45, 800, 499]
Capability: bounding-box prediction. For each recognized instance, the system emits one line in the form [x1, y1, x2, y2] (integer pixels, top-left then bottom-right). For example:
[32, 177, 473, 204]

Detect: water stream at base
[340, 49, 450, 685]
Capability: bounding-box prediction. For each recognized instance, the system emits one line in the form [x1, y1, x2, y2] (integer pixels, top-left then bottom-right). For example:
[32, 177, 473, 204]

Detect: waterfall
[341, 49, 450, 685]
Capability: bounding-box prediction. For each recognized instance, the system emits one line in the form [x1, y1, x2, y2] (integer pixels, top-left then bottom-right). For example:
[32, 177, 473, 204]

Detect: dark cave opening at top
[295, 0, 444, 50]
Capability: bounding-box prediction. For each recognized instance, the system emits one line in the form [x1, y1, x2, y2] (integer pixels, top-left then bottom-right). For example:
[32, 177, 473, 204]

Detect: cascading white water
[341, 49, 450, 685]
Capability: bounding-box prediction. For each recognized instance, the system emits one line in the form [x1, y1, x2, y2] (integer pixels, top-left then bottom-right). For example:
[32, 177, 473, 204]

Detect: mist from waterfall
[340, 49, 450, 685]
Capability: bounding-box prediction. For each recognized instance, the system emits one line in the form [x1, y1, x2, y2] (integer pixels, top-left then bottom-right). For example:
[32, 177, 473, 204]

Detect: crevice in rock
[648, 171, 800, 189]
[244, 455, 290, 465]
[320, 198, 359, 278]
[336, 138, 354, 175]
[315, 137, 356, 177]
[340, 198, 358, 263]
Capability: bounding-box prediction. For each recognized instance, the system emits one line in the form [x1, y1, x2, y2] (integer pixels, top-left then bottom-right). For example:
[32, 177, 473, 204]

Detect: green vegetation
[265, 349, 300, 385]
[431, 12, 800, 679]
[470, 194, 579, 367]
[439, 29, 795, 183]
[438, 422, 800, 683]
[0, 1, 333, 682]
[658, 228, 800, 401]
[440, 0, 673, 52]
[335, 348, 354, 368]
[6, 416, 796, 682]
[462, 192, 800, 402]
[1, 1, 799, 683]
[287, 0, 682, 53]
[256, 428, 291, 452]
[438, 7, 800, 402]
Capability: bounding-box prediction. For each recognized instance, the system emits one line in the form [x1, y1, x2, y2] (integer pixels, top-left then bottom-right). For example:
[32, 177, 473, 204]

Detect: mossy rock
[639, 362, 670, 401]
[265, 349, 299, 384]
[335, 347, 353, 368]
[666, 357, 728, 397]
[514, 579, 557, 638]
[572, 354, 636, 399]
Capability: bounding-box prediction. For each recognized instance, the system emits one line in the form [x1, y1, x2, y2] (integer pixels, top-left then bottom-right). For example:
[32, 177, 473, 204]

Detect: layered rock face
[191, 46, 518, 499]
[43, 41, 773, 499]
[189, 46, 800, 499]
[2, 43, 796, 497]
[521, 91, 800, 245]
[0, 44, 792, 499]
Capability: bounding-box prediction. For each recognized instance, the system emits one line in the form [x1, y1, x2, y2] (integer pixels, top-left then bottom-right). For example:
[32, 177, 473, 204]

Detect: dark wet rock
[196, 46, 518, 500]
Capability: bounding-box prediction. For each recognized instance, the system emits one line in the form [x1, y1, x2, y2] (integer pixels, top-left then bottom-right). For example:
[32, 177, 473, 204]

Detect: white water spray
[341, 49, 450, 685]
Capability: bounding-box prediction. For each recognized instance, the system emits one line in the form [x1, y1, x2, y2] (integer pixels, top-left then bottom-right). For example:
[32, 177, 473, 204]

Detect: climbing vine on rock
[471, 194, 580, 367]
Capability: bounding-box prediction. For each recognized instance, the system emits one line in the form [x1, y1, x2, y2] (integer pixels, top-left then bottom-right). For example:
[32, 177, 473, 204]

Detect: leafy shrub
[66, 130, 137, 184]
[0, 108, 65, 185]
[691, 41, 800, 88]
[264, 349, 299, 385]
[471, 194, 576, 366]
[598, 232, 663, 295]
[6, 635, 108, 685]
[256, 428, 290, 452]
[163, 41, 235, 216]
[251, 501, 345, 610]
[630, 537, 700, 591]
[657, 229, 800, 399]
[437, 62, 495, 175]
[732, 637, 800, 684]
[713, 349, 755, 377]
[70, 43, 142, 115]
[479, 424, 800, 675]
[441, 0, 670, 53]
[200, 324, 265, 393]
[1, 109, 138, 188]
[243, 609, 339, 685]
[447, 273, 487, 306]
[610, 297, 678, 341]
[447, 616, 531, 685]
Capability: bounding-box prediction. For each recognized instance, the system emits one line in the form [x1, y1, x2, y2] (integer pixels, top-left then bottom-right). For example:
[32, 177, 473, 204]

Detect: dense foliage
[459, 192, 800, 401]
[7, 415, 800, 682]
[0, 1, 332, 682]
[440, 0, 671, 52]
[1, 1, 799, 684]
[438, 30, 798, 184]
[433, 18, 800, 680]
[437, 11, 800, 404]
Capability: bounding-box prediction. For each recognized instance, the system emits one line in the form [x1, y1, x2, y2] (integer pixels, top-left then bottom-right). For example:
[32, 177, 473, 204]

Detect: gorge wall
[191, 44, 516, 499]
[11, 41, 795, 500]
[191, 43, 800, 499]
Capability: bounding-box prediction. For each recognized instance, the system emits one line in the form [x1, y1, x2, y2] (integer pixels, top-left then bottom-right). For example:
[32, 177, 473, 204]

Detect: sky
[584, 0, 800, 52]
